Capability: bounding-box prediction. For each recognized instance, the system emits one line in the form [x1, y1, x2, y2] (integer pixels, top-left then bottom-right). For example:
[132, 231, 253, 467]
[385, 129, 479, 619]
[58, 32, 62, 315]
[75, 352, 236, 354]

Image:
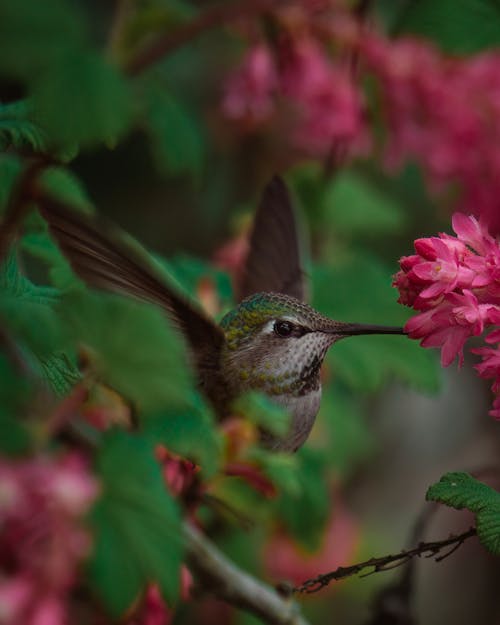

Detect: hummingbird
[40, 176, 404, 452]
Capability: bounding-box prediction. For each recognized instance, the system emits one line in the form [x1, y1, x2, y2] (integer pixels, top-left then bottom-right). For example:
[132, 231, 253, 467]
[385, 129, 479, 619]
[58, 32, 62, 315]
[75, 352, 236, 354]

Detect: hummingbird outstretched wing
[237, 176, 308, 303]
[38, 196, 225, 378]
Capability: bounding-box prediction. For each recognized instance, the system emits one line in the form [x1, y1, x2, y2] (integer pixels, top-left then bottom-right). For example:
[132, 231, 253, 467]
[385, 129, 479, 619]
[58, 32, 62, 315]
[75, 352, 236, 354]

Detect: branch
[295, 526, 477, 594]
[125, 0, 282, 76]
[0, 158, 48, 263]
[184, 521, 311, 625]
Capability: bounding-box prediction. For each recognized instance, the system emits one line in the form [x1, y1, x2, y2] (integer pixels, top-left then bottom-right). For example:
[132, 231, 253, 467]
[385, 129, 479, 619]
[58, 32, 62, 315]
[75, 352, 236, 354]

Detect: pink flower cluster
[222, 39, 365, 156]
[0, 454, 98, 625]
[361, 36, 500, 237]
[394, 213, 500, 417]
[222, 19, 500, 236]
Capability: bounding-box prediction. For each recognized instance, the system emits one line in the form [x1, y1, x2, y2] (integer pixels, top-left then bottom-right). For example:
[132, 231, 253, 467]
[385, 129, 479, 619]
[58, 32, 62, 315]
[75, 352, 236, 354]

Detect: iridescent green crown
[220, 292, 318, 349]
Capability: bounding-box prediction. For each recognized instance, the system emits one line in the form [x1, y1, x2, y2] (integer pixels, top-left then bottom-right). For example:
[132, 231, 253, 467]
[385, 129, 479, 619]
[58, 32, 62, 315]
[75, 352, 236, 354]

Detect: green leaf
[145, 393, 222, 477]
[88, 431, 183, 616]
[0, 0, 85, 80]
[0, 154, 22, 215]
[59, 291, 194, 413]
[39, 352, 81, 396]
[0, 251, 80, 395]
[232, 392, 291, 438]
[0, 355, 31, 455]
[144, 84, 204, 177]
[394, 0, 500, 54]
[246, 447, 300, 495]
[20, 217, 77, 290]
[33, 50, 132, 148]
[426, 472, 500, 555]
[313, 256, 441, 393]
[39, 168, 94, 214]
[0, 100, 48, 152]
[164, 254, 233, 305]
[0, 251, 63, 359]
[322, 170, 406, 237]
[276, 448, 330, 551]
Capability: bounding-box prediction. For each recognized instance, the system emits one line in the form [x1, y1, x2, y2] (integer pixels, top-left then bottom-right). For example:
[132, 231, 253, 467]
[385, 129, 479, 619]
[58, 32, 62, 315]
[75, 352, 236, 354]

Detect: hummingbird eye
[273, 320, 294, 337]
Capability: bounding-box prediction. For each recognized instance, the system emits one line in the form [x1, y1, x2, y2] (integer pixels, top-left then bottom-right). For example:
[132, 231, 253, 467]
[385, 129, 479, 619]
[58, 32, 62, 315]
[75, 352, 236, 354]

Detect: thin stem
[0, 158, 48, 263]
[294, 526, 477, 594]
[184, 521, 311, 625]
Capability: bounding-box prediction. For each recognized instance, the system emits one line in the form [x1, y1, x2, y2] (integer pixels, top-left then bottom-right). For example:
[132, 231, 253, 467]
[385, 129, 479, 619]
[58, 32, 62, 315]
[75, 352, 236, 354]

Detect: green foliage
[232, 392, 291, 438]
[145, 393, 222, 476]
[426, 472, 500, 555]
[246, 448, 300, 495]
[0, 0, 85, 80]
[38, 352, 81, 396]
[321, 170, 406, 237]
[0, 154, 22, 214]
[275, 448, 330, 551]
[0, 251, 81, 395]
[39, 168, 94, 214]
[88, 431, 183, 615]
[33, 50, 132, 149]
[59, 291, 193, 413]
[165, 254, 233, 306]
[0, 101, 48, 152]
[313, 256, 441, 393]
[394, 0, 500, 54]
[0, 355, 31, 455]
[143, 83, 204, 177]
[0, 251, 62, 358]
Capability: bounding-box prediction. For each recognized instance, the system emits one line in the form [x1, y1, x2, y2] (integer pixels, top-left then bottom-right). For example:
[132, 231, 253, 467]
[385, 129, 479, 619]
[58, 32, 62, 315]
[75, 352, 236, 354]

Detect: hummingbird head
[220, 292, 404, 397]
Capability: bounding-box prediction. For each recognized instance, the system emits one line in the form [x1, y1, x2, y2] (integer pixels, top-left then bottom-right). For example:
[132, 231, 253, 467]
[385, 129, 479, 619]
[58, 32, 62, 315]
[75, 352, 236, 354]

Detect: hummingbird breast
[260, 388, 323, 452]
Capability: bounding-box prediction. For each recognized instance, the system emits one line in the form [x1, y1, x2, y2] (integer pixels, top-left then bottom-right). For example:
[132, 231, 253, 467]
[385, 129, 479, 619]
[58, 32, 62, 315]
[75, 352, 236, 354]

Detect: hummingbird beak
[323, 322, 406, 337]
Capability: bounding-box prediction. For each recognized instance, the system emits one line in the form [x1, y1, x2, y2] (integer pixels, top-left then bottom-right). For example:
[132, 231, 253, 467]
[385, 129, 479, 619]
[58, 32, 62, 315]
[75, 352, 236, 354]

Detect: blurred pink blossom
[0, 454, 98, 625]
[363, 36, 500, 236]
[264, 493, 358, 587]
[127, 585, 172, 625]
[222, 43, 278, 123]
[279, 38, 365, 154]
[155, 446, 199, 499]
[222, 38, 365, 156]
[223, 22, 500, 233]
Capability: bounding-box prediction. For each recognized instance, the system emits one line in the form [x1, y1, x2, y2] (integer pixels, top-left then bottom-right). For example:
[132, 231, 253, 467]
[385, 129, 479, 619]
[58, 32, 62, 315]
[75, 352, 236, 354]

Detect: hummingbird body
[39, 177, 405, 451]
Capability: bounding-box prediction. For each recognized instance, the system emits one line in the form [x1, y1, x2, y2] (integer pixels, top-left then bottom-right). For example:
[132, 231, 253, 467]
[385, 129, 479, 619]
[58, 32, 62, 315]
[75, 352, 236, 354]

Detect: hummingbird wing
[38, 196, 225, 379]
[237, 176, 308, 303]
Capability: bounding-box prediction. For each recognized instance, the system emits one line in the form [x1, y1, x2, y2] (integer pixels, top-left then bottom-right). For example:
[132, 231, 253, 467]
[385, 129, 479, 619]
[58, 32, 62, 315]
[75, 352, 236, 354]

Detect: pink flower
[473, 344, 500, 392]
[222, 35, 365, 157]
[0, 577, 32, 624]
[411, 237, 475, 302]
[363, 35, 500, 236]
[395, 213, 500, 311]
[0, 454, 98, 625]
[222, 44, 278, 123]
[128, 585, 172, 625]
[155, 446, 200, 498]
[490, 395, 500, 419]
[396, 213, 500, 415]
[452, 213, 496, 256]
[405, 291, 500, 366]
[278, 38, 365, 155]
